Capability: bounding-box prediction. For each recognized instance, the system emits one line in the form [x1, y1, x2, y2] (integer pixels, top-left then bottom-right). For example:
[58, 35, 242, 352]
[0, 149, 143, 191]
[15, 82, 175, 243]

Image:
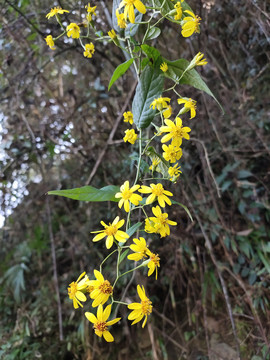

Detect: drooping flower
[115, 181, 142, 212]
[67, 271, 90, 309]
[123, 129, 138, 144]
[149, 157, 161, 171]
[139, 183, 173, 207]
[160, 117, 191, 146]
[150, 97, 171, 111]
[177, 98, 197, 119]
[85, 2, 97, 21]
[128, 285, 152, 328]
[168, 163, 182, 181]
[118, 0, 146, 24]
[88, 270, 113, 307]
[163, 105, 172, 119]
[187, 52, 207, 70]
[66, 23, 80, 39]
[91, 216, 129, 249]
[46, 6, 69, 19]
[146, 251, 160, 280]
[123, 111, 133, 124]
[84, 43, 95, 58]
[181, 10, 201, 38]
[116, 9, 127, 28]
[45, 35, 55, 50]
[160, 62, 168, 72]
[174, 0, 184, 20]
[108, 29, 117, 40]
[128, 237, 149, 261]
[162, 143, 183, 163]
[145, 206, 177, 237]
[85, 304, 121, 342]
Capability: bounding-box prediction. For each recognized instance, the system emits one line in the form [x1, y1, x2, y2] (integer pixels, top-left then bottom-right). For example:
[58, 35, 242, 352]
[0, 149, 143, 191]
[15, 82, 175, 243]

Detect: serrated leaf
[108, 58, 134, 90]
[172, 200, 193, 221]
[48, 185, 120, 202]
[165, 58, 223, 113]
[132, 65, 164, 129]
[127, 222, 142, 237]
[146, 27, 161, 40]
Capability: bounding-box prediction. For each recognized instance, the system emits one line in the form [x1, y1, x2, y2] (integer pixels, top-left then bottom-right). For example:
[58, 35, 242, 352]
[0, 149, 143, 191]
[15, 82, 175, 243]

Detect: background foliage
[0, 0, 269, 359]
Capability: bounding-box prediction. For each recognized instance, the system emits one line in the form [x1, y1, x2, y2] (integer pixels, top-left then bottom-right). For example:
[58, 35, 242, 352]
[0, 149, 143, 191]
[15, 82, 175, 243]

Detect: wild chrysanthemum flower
[168, 163, 182, 181]
[115, 181, 142, 212]
[139, 183, 173, 207]
[150, 97, 171, 111]
[116, 9, 127, 28]
[108, 29, 117, 40]
[181, 10, 201, 38]
[146, 205, 177, 237]
[174, 0, 184, 20]
[89, 270, 113, 307]
[146, 251, 160, 280]
[85, 304, 121, 342]
[187, 52, 207, 70]
[66, 23, 80, 39]
[128, 237, 149, 261]
[45, 35, 55, 50]
[128, 285, 152, 328]
[91, 216, 129, 249]
[163, 105, 172, 119]
[118, 0, 146, 24]
[160, 117, 191, 146]
[123, 111, 133, 124]
[85, 2, 97, 21]
[123, 129, 138, 144]
[149, 157, 161, 171]
[144, 218, 157, 234]
[162, 143, 183, 163]
[177, 98, 197, 119]
[67, 271, 90, 309]
[84, 43, 95, 58]
[46, 6, 69, 19]
[160, 62, 168, 72]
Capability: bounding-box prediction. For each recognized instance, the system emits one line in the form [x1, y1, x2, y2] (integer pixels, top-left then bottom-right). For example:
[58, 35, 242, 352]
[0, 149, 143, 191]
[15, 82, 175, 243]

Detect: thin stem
[99, 249, 118, 272]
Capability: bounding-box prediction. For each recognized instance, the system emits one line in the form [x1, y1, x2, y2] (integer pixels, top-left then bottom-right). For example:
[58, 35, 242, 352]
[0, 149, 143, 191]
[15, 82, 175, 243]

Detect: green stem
[99, 249, 118, 272]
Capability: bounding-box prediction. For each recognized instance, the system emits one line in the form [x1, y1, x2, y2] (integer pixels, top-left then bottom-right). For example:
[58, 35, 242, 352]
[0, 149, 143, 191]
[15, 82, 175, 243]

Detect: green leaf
[172, 200, 193, 222]
[108, 58, 134, 90]
[141, 44, 161, 64]
[119, 249, 130, 265]
[165, 58, 224, 113]
[146, 27, 161, 40]
[48, 185, 120, 202]
[127, 222, 142, 237]
[132, 65, 164, 129]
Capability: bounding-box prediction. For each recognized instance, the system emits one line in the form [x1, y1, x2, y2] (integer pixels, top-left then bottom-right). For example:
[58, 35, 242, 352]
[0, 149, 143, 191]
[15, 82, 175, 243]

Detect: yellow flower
[118, 0, 146, 24]
[181, 10, 201, 38]
[146, 251, 160, 280]
[108, 29, 117, 40]
[150, 97, 171, 111]
[128, 285, 152, 328]
[85, 2, 97, 21]
[177, 98, 197, 119]
[188, 52, 207, 70]
[149, 157, 161, 171]
[123, 111, 133, 124]
[162, 143, 183, 163]
[145, 206, 177, 237]
[46, 6, 69, 19]
[160, 62, 168, 72]
[174, 1, 184, 20]
[91, 216, 129, 249]
[163, 105, 172, 119]
[66, 23, 80, 39]
[123, 129, 138, 144]
[139, 183, 173, 207]
[67, 272, 90, 309]
[116, 9, 127, 28]
[160, 117, 191, 146]
[168, 163, 182, 181]
[45, 35, 55, 50]
[84, 43, 95, 58]
[89, 270, 113, 307]
[115, 180, 142, 212]
[128, 237, 149, 261]
[85, 304, 121, 342]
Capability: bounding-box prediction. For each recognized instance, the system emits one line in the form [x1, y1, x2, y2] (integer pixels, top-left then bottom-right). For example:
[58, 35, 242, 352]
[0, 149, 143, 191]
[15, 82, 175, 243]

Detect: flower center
[158, 213, 168, 226]
[105, 224, 118, 236]
[150, 253, 160, 265]
[94, 321, 108, 333]
[122, 189, 132, 200]
[99, 280, 113, 295]
[141, 299, 152, 315]
[152, 184, 164, 196]
[68, 282, 77, 298]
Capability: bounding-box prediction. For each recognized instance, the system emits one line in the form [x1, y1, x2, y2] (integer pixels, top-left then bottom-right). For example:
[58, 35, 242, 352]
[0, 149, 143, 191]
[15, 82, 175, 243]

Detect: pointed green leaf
[132, 65, 164, 129]
[172, 200, 193, 222]
[108, 58, 134, 90]
[48, 185, 120, 202]
[141, 44, 161, 64]
[146, 27, 161, 41]
[127, 222, 142, 237]
[165, 58, 223, 113]
[119, 249, 130, 264]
